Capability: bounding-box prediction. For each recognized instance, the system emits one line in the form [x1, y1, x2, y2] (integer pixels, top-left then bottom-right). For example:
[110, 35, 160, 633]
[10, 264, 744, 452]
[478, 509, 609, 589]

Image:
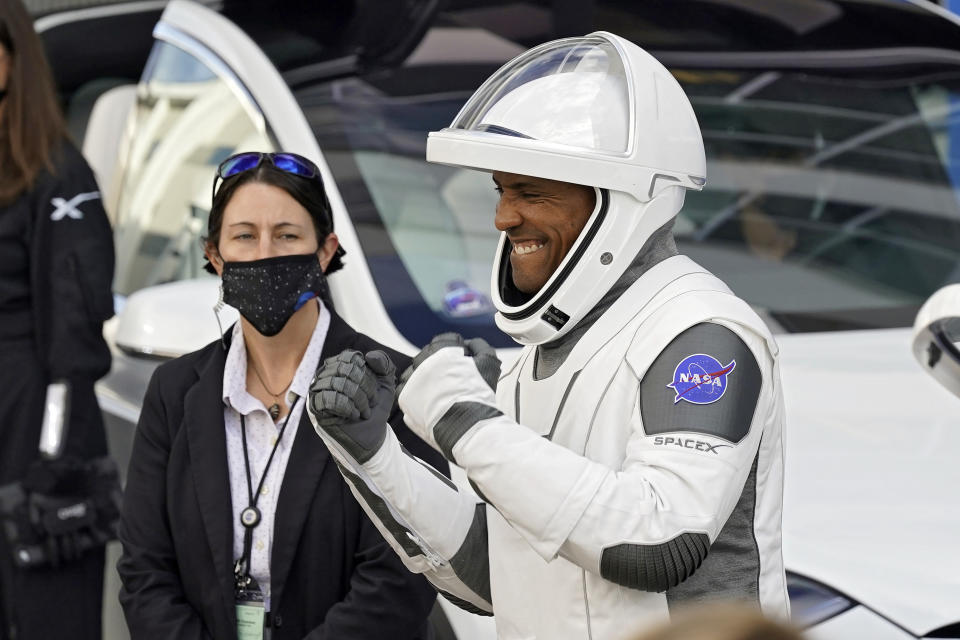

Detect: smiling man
[309, 32, 788, 639]
[492, 171, 596, 294]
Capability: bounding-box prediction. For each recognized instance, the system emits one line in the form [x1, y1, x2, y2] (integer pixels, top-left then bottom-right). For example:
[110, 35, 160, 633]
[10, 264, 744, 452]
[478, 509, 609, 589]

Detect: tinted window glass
[676, 69, 960, 331]
[301, 46, 960, 342]
[298, 74, 506, 346]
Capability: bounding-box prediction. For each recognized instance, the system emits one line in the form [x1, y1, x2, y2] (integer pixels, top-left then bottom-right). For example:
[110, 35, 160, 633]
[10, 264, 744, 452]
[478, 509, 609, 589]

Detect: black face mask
[221, 253, 327, 337]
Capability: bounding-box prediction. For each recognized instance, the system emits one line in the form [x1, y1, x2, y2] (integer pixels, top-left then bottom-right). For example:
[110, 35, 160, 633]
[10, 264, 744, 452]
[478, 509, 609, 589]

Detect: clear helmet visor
[451, 37, 631, 155]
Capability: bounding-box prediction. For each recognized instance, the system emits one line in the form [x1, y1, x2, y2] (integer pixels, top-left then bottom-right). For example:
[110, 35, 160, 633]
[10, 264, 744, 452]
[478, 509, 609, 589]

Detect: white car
[90, 1, 960, 638]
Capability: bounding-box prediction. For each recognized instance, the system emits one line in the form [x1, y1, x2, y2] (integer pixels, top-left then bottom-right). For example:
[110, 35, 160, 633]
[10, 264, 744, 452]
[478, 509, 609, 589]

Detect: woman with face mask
[117, 152, 446, 640]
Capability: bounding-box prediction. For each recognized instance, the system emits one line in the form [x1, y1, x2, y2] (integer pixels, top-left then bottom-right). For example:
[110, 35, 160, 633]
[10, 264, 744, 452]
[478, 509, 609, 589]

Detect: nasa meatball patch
[640, 322, 761, 444]
[667, 354, 736, 405]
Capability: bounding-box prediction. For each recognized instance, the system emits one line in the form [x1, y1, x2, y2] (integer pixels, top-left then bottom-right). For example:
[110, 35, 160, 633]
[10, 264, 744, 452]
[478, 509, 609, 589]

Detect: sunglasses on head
[211, 152, 322, 203]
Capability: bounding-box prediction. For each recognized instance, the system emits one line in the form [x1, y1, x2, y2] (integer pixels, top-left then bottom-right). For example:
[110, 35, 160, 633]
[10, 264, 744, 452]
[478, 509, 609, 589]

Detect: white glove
[398, 333, 501, 463]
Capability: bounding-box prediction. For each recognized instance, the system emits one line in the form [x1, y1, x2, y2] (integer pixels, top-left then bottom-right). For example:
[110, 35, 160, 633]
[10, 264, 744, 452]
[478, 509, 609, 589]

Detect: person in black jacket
[118, 152, 444, 640]
[0, 2, 115, 639]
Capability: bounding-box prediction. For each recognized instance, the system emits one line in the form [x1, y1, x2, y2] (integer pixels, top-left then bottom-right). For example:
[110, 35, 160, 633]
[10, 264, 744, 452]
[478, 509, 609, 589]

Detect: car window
[300, 52, 960, 345]
[299, 75, 508, 346]
[112, 39, 273, 296]
[677, 70, 960, 331]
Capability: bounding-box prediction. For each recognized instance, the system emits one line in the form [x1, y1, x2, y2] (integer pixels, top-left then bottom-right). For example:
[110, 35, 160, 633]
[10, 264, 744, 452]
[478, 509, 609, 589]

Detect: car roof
[37, 0, 960, 100]
[226, 1, 960, 92]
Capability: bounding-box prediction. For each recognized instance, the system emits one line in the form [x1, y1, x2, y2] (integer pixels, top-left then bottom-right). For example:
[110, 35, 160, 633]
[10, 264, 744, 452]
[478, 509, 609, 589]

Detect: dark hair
[0, 0, 69, 206]
[204, 161, 345, 275]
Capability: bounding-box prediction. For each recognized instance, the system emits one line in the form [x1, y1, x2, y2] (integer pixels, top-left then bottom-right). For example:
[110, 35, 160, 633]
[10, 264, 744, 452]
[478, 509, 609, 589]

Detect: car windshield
[298, 54, 960, 346]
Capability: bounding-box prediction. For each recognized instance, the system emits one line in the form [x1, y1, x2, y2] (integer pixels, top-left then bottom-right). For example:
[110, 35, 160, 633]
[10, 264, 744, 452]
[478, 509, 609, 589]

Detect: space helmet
[427, 31, 705, 345]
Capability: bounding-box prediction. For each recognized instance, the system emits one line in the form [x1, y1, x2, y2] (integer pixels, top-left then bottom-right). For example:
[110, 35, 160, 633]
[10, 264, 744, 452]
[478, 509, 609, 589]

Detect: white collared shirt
[222, 299, 330, 607]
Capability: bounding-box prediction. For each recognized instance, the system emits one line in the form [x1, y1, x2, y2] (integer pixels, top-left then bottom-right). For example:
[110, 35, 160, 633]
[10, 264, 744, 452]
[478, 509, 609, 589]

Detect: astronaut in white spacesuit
[308, 31, 789, 639]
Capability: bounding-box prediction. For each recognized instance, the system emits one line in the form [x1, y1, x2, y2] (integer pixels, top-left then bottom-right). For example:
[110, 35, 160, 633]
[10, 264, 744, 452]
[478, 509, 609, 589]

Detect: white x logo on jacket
[50, 191, 101, 221]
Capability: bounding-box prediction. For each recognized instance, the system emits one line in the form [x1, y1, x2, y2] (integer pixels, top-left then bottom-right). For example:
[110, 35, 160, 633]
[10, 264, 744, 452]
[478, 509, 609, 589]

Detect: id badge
[236, 582, 267, 640]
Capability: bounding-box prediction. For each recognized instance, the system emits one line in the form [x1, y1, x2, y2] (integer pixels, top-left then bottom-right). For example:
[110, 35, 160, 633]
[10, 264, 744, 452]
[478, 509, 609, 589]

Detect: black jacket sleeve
[30, 142, 114, 382]
[117, 366, 213, 640]
[305, 509, 437, 640]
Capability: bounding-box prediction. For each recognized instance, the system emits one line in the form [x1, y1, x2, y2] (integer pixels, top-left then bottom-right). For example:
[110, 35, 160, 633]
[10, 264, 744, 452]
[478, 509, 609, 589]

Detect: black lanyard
[234, 395, 300, 589]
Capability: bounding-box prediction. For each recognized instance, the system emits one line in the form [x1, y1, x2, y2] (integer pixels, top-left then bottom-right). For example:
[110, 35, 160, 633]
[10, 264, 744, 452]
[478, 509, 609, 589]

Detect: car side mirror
[912, 284, 960, 399]
[115, 278, 238, 359]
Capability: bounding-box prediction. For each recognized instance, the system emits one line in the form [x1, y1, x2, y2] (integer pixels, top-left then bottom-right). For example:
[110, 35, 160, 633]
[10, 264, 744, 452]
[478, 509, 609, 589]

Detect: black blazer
[118, 311, 445, 640]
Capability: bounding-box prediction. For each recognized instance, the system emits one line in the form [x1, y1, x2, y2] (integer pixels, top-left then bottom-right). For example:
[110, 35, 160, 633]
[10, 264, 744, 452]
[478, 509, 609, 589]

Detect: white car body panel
[81, 84, 137, 191]
[779, 328, 960, 636]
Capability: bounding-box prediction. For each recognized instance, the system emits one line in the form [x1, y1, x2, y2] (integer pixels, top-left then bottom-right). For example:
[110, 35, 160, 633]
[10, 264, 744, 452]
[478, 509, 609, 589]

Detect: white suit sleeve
[399, 322, 772, 592]
[311, 421, 494, 613]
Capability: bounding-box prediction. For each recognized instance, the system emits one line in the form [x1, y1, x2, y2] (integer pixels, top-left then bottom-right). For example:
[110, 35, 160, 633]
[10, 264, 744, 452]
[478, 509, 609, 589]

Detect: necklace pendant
[268, 403, 281, 420]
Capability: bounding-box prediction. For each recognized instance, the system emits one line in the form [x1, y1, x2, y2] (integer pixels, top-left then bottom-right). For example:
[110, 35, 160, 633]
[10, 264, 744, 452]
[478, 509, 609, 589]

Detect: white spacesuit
[309, 32, 788, 639]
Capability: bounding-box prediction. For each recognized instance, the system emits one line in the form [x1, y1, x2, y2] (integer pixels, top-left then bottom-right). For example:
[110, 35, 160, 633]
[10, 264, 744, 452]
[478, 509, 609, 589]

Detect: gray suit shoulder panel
[640, 322, 762, 444]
